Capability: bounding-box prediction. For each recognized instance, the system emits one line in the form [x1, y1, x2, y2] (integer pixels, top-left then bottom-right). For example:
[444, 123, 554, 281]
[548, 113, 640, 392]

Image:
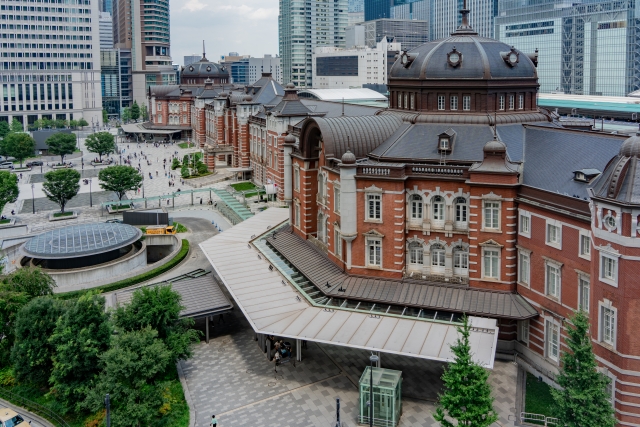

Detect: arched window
[453, 246, 469, 276]
[318, 173, 325, 200]
[317, 213, 326, 243]
[409, 241, 423, 265]
[431, 243, 445, 272]
[432, 196, 445, 223]
[410, 194, 423, 220]
[455, 197, 468, 227]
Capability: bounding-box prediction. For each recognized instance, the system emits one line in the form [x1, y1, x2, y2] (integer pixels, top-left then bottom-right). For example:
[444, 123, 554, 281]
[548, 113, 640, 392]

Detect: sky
[170, 0, 281, 65]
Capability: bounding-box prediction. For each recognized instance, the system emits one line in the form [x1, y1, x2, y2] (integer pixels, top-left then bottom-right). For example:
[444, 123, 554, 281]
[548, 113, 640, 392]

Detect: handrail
[520, 412, 559, 426]
[0, 386, 71, 427]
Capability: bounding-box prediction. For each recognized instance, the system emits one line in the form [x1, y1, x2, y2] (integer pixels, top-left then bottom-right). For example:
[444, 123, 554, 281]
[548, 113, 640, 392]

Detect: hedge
[56, 239, 190, 300]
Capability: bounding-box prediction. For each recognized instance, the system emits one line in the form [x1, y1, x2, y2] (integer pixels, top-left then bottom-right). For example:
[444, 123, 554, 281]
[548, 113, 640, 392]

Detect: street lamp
[31, 183, 35, 214]
[105, 394, 111, 427]
[368, 353, 379, 427]
[88, 178, 93, 207]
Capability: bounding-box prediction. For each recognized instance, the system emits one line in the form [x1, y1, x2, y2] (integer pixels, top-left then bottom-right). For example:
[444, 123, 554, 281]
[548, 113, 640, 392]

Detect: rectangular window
[410, 93, 415, 110]
[335, 229, 342, 258]
[601, 306, 616, 346]
[519, 214, 530, 235]
[546, 222, 561, 247]
[483, 201, 500, 229]
[295, 204, 300, 227]
[454, 251, 468, 270]
[509, 94, 514, 110]
[404, 94, 408, 109]
[580, 233, 590, 257]
[397, 93, 402, 108]
[518, 94, 524, 109]
[463, 95, 471, 111]
[518, 251, 530, 285]
[366, 194, 381, 221]
[601, 255, 617, 282]
[499, 95, 505, 110]
[334, 187, 340, 213]
[546, 320, 559, 361]
[157, 103, 161, 111]
[450, 95, 458, 110]
[483, 249, 499, 279]
[518, 320, 529, 344]
[437, 95, 445, 110]
[578, 277, 590, 312]
[546, 263, 561, 298]
[367, 238, 381, 267]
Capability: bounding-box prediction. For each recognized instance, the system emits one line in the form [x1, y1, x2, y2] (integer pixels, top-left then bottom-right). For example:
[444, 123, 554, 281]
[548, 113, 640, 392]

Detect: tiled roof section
[313, 115, 403, 159]
[522, 125, 626, 199]
[271, 99, 313, 117]
[300, 99, 381, 118]
[266, 228, 538, 320]
[370, 124, 496, 162]
[247, 77, 285, 105]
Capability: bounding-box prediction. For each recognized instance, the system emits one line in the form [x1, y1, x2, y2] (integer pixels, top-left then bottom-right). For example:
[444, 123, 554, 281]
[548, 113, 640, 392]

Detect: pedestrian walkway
[211, 189, 254, 223]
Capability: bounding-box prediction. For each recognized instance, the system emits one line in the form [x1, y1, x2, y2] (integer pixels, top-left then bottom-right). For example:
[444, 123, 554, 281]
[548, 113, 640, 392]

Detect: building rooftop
[23, 223, 142, 259]
[298, 88, 388, 102]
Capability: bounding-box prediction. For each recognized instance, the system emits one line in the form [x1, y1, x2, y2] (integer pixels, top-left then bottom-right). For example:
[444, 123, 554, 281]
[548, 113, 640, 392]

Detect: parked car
[105, 219, 123, 223]
[0, 407, 28, 426]
[26, 160, 43, 167]
[0, 162, 14, 170]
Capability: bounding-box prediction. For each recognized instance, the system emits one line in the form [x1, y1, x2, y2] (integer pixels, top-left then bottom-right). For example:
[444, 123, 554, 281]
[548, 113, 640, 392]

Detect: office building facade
[231, 55, 283, 86]
[112, 0, 174, 106]
[183, 55, 201, 67]
[312, 38, 400, 88]
[100, 48, 131, 118]
[496, 0, 640, 96]
[0, 0, 103, 128]
[279, 0, 348, 88]
[361, 19, 429, 50]
[99, 12, 114, 49]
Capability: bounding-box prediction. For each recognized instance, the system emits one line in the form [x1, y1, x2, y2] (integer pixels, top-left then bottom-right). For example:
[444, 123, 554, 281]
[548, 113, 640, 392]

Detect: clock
[447, 48, 462, 67]
[401, 53, 408, 66]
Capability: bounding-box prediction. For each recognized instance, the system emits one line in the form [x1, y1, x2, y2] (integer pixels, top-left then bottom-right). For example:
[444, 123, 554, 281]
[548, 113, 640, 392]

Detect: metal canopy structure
[23, 223, 141, 259]
[200, 209, 499, 368]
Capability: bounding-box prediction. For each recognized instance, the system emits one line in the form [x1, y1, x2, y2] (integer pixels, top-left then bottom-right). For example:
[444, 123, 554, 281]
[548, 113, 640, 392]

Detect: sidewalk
[0, 397, 53, 427]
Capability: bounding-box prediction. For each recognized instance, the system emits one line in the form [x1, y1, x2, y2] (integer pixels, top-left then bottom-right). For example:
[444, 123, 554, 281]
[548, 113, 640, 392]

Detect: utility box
[358, 367, 402, 427]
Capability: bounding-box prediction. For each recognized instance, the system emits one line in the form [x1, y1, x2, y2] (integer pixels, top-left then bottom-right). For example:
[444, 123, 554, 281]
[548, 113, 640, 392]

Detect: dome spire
[452, 0, 478, 35]
[202, 40, 207, 61]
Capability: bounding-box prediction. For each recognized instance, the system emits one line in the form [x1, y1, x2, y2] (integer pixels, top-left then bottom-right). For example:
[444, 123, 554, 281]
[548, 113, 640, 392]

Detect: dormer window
[440, 138, 450, 150]
[438, 128, 456, 153]
[573, 168, 601, 182]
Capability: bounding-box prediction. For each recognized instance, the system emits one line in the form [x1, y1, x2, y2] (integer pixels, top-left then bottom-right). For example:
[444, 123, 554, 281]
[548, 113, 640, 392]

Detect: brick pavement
[182, 314, 519, 427]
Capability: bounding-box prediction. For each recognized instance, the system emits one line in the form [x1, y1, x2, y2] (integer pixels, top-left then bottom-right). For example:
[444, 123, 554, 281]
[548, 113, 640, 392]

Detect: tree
[77, 118, 89, 129]
[84, 327, 172, 427]
[4, 267, 56, 299]
[9, 119, 23, 133]
[0, 121, 10, 139]
[45, 132, 76, 164]
[68, 119, 78, 129]
[0, 171, 19, 214]
[0, 284, 29, 366]
[85, 131, 116, 162]
[121, 107, 131, 123]
[180, 163, 190, 179]
[551, 311, 616, 427]
[171, 158, 180, 170]
[12, 297, 66, 384]
[434, 316, 498, 427]
[140, 104, 148, 121]
[130, 101, 140, 121]
[113, 285, 199, 361]
[49, 292, 111, 413]
[3, 132, 35, 167]
[98, 166, 142, 203]
[42, 169, 80, 214]
[102, 109, 108, 123]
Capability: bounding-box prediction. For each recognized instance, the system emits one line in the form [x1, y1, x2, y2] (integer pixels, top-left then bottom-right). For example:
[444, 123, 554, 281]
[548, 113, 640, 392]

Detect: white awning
[200, 209, 499, 368]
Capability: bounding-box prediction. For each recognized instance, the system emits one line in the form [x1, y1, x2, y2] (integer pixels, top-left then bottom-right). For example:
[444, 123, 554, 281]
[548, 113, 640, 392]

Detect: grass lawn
[177, 142, 193, 149]
[185, 172, 213, 179]
[230, 182, 256, 192]
[173, 222, 188, 233]
[53, 212, 73, 218]
[525, 372, 555, 422]
[0, 219, 11, 224]
[111, 203, 132, 210]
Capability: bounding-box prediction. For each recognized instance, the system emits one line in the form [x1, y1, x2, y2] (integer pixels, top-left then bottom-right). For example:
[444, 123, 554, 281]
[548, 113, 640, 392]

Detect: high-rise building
[230, 55, 283, 85]
[112, 0, 174, 106]
[0, 0, 103, 129]
[349, 0, 365, 25]
[496, 0, 640, 96]
[184, 55, 201, 67]
[361, 19, 429, 50]
[99, 12, 114, 49]
[100, 48, 132, 118]
[101, 0, 113, 13]
[346, 25, 367, 48]
[364, 0, 393, 21]
[279, 0, 348, 87]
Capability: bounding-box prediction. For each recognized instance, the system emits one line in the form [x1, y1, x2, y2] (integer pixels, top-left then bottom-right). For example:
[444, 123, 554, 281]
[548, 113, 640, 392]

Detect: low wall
[0, 225, 28, 239]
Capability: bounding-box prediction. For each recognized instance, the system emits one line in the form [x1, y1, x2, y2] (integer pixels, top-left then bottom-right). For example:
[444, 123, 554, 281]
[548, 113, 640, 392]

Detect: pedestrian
[210, 415, 217, 426]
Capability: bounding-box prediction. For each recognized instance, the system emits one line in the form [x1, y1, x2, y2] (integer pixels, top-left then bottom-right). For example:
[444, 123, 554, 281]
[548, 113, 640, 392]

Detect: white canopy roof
[298, 88, 388, 102]
[200, 209, 498, 368]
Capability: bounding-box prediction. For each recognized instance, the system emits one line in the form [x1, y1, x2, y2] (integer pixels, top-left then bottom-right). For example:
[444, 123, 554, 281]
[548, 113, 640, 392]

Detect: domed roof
[341, 149, 357, 165]
[619, 135, 640, 157]
[389, 8, 537, 82]
[182, 57, 228, 78]
[483, 138, 507, 153]
[284, 134, 296, 144]
[590, 135, 640, 204]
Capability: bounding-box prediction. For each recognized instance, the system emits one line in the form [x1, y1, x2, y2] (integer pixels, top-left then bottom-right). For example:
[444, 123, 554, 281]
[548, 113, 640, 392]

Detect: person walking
[210, 415, 217, 426]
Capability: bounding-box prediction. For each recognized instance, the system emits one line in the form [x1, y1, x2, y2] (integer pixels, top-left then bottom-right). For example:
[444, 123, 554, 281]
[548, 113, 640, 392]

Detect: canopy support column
[296, 339, 302, 362]
[205, 316, 210, 343]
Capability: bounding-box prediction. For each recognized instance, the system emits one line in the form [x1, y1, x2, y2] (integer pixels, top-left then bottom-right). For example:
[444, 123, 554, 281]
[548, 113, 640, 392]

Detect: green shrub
[173, 223, 187, 233]
[171, 158, 180, 170]
[56, 240, 190, 301]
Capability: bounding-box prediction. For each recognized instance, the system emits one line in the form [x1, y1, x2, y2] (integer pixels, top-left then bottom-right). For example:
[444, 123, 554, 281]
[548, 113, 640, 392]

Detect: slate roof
[266, 227, 538, 320]
[522, 125, 627, 199]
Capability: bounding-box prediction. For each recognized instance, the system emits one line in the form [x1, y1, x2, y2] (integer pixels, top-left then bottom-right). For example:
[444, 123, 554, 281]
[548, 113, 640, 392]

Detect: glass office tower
[496, 0, 640, 96]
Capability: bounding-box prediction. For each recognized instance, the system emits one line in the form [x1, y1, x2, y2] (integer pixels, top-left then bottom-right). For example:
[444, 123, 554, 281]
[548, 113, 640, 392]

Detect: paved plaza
[182, 313, 519, 427]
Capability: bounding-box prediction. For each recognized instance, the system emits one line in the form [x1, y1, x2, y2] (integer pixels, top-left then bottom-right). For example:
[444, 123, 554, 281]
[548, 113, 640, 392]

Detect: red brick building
[271, 11, 639, 426]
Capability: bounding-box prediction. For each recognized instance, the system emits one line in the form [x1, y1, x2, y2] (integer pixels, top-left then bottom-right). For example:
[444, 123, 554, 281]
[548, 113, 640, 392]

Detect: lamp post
[105, 394, 111, 427]
[31, 183, 35, 214]
[89, 178, 93, 207]
[369, 353, 379, 427]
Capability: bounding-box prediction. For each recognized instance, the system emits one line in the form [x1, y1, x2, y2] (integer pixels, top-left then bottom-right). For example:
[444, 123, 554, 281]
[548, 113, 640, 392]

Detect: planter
[52, 165, 72, 170]
[49, 211, 78, 221]
[90, 161, 113, 166]
[107, 204, 133, 214]
[0, 218, 16, 227]
[12, 167, 31, 173]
